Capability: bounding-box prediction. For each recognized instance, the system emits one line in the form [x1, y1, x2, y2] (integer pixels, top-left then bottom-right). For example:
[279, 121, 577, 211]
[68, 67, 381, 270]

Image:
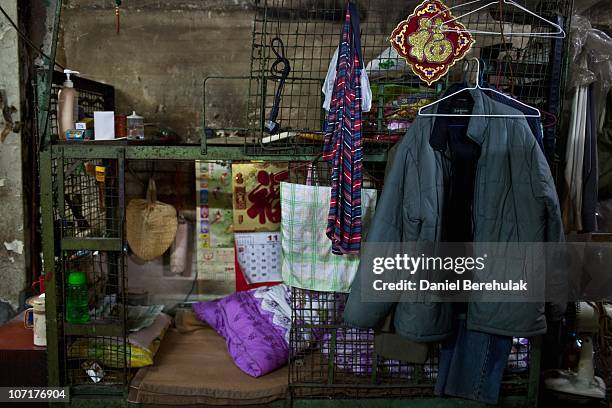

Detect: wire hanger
[429, 0, 566, 38]
[417, 58, 541, 118]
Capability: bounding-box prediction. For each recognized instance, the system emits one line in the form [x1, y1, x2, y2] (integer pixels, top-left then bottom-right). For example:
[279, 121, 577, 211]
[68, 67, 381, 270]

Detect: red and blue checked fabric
[322, 2, 363, 255]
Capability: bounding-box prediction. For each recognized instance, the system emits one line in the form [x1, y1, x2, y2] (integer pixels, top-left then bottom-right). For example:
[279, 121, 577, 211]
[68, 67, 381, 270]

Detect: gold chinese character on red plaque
[390, 0, 474, 85]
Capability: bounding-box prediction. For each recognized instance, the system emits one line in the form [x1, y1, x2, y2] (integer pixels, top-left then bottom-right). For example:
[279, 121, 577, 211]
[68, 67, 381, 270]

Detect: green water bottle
[66, 271, 90, 324]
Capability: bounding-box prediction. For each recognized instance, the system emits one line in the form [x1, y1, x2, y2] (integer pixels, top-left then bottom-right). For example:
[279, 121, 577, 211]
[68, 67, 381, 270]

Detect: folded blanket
[193, 284, 292, 377]
[68, 312, 172, 368]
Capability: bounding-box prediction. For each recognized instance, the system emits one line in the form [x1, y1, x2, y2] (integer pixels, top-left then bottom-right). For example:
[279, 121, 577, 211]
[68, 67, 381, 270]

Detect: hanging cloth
[562, 84, 588, 231]
[322, 1, 364, 255]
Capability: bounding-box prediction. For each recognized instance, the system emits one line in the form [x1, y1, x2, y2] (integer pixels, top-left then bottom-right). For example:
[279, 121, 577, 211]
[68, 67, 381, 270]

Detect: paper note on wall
[195, 161, 235, 282]
[235, 232, 282, 284]
[232, 162, 289, 232]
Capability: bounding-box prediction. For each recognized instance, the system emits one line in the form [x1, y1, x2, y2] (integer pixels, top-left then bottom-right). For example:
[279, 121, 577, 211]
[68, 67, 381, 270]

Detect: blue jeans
[434, 318, 512, 405]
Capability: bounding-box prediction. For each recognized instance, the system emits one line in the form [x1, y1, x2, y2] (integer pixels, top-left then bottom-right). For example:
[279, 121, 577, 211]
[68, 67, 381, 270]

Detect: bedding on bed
[193, 284, 292, 377]
[194, 286, 527, 380]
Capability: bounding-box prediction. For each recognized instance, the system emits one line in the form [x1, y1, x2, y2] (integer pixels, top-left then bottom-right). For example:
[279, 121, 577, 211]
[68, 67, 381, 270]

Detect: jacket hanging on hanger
[344, 90, 564, 340]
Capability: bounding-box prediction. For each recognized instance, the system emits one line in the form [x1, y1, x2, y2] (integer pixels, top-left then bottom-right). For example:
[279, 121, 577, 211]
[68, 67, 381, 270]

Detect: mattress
[128, 327, 288, 405]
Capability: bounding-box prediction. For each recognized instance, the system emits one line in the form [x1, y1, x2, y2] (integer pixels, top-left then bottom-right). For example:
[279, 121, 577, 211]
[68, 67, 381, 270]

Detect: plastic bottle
[66, 270, 90, 324]
[57, 69, 80, 140]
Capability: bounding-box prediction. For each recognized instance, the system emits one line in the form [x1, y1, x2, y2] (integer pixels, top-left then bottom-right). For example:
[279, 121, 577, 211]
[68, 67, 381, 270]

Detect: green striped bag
[280, 182, 377, 293]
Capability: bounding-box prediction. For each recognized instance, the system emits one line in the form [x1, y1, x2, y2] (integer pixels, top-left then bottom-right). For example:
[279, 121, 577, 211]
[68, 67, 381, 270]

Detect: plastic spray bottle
[57, 69, 80, 140]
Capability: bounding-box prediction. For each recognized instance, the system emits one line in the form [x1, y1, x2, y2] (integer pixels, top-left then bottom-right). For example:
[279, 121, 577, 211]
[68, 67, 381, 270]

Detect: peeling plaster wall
[61, 0, 254, 142]
[0, 0, 25, 321]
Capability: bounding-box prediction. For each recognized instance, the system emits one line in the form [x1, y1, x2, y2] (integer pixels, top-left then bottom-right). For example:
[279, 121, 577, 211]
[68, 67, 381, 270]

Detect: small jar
[127, 111, 144, 141]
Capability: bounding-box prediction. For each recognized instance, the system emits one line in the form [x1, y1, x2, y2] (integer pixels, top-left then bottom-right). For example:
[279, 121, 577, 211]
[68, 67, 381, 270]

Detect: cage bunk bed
[37, 0, 574, 406]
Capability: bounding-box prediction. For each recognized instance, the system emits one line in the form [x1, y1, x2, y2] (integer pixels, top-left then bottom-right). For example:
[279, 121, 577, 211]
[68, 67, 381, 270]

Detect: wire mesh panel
[287, 159, 386, 190]
[43, 72, 121, 390]
[290, 287, 532, 399]
[50, 73, 118, 240]
[52, 151, 128, 389]
[241, 0, 572, 157]
[58, 158, 122, 239]
[65, 336, 129, 386]
[290, 288, 437, 399]
[62, 251, 126, 324]
[49, 84, 109, 142]
[285, 160, 532, 399]
[62, 250, 128, 387]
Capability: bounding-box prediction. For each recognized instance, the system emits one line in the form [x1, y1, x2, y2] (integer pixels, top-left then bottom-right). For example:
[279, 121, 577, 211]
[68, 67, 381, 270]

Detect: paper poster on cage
[196, 161, 235, 282]
[232, 162, 289, 232]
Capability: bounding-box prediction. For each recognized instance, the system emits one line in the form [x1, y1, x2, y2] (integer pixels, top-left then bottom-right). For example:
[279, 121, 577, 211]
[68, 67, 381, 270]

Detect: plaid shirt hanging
[322, 2, 364, 255]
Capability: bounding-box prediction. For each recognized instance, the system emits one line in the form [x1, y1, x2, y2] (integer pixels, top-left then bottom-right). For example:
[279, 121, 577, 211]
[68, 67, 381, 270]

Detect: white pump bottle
[57, 69, 80, 140]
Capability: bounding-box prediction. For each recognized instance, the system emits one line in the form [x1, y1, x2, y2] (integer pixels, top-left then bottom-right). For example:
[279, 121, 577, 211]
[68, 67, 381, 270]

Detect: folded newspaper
[91, 294, 164, 332]
[126, 304, 165, 332]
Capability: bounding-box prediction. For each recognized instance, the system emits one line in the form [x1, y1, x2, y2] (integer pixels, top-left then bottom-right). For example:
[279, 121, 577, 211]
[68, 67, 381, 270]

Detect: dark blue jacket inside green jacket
[343, 89, 564, 341]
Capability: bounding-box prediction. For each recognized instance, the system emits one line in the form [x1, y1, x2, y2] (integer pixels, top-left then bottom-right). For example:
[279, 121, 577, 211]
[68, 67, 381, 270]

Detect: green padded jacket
[343, 90, 564, 341]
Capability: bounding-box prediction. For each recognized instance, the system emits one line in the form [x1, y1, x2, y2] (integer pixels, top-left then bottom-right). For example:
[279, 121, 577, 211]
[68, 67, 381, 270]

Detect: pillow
[193, 285, 291, 377]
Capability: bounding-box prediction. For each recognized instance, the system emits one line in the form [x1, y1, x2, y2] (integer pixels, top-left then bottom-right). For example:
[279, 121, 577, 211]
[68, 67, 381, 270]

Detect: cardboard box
[65, 129, 93, 140]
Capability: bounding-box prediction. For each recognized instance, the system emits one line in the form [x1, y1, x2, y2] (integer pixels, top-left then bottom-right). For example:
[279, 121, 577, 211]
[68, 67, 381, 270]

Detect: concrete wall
[0, 0, 25, 322]
[579, 0, 612, 32]
[61, 0, 255, 142]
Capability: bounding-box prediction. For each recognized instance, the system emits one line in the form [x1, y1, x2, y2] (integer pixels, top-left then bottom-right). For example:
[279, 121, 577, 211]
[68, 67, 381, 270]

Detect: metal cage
[53, 152, 128, 393]
[287, 155, 536, 403]
[38, 0, 574, 403]
[289, 287, 534, 401]
[44, 77, 130, 393]
[202, 0, 573, 161]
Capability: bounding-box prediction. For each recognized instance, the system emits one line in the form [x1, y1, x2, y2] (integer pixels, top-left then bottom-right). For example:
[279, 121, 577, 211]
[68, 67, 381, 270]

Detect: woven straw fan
[126, 178, 178, 261]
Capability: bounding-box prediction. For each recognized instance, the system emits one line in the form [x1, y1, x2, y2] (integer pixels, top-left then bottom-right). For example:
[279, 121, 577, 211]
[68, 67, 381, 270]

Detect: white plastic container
[127, 111, 144, 140]
[24, 293, 46, 347]
[57, 69, 80, 140]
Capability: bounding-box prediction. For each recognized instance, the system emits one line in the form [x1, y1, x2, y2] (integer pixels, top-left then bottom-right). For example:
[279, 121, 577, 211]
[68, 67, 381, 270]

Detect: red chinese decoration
[390, 0, 474, 85]
[246, 170, 288, 225]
